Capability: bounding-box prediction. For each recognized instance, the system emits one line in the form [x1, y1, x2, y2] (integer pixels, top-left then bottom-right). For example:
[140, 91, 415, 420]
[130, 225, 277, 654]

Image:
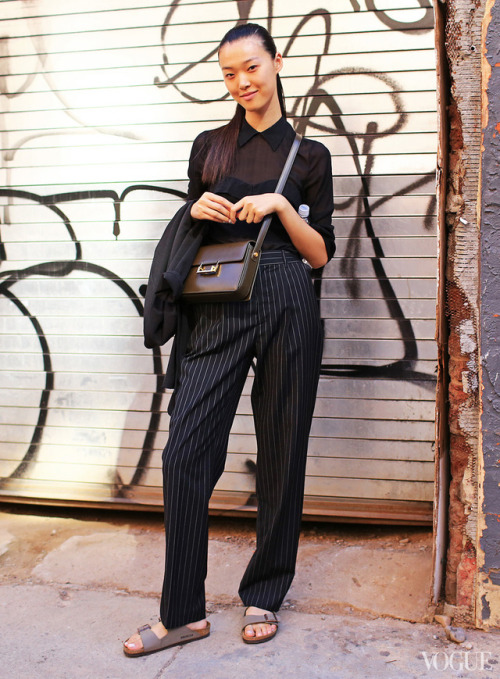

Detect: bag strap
[253, 132, 302, 256]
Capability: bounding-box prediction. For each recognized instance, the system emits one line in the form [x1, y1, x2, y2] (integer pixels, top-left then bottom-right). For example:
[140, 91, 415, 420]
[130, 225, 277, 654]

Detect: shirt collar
[238, 116, 289, 151]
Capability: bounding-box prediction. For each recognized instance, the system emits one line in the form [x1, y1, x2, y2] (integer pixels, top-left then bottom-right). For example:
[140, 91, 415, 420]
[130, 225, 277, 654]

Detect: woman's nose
[239, 74, 250, 89]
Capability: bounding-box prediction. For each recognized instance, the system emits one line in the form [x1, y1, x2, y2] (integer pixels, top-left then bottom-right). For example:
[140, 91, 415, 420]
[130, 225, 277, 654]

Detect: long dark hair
[201, 23, 286, 185]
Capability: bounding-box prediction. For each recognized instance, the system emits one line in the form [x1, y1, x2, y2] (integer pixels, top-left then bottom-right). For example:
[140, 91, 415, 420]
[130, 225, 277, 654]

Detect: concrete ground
[1, 503, 499, 678]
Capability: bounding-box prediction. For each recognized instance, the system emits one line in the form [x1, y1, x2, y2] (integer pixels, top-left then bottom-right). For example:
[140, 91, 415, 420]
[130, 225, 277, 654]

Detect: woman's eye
[248, 65, 257, 71]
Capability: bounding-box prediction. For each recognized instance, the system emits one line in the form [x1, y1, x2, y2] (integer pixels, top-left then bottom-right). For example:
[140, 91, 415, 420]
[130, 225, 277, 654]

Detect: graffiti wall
[0, 0, 438, 521]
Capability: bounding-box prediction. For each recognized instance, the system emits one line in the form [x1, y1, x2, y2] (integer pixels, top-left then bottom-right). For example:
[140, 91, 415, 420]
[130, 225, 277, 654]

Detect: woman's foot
[242, 606, 278, 642]
[123, 618, 208, 654]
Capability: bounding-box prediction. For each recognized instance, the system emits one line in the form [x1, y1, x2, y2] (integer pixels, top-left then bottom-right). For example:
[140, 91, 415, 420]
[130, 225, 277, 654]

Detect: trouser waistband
[259, 250, 301, 265]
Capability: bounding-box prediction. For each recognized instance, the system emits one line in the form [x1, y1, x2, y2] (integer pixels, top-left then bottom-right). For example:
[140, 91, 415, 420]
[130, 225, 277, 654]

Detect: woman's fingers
[231, 198, 260, 223]
[231, 194, 279, 223]
[197, 198, 231, 221]
[191, 192, 235, 222]
[229, 200, 243, 223]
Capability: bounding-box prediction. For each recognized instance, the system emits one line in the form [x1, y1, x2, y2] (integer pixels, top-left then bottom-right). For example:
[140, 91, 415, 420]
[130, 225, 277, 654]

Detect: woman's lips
[240, 90, 258, 100]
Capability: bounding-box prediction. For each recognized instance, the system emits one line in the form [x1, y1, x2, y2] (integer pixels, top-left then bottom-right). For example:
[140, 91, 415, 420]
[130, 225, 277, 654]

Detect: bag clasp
[197, 262, 220, 275]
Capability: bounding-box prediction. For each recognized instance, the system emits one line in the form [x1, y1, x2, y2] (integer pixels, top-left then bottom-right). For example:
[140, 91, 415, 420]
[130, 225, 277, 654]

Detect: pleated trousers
[160, 250, 323, 628]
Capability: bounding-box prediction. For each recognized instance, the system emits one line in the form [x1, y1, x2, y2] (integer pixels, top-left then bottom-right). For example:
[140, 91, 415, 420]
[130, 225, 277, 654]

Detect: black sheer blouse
[187, 117, 335, 261]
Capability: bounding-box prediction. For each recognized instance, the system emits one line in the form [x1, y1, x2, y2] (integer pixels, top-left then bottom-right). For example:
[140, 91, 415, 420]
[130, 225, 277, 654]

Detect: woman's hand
[232, 193, 328, 268]
[229, 194, 286, 224]
[191, 192, 235, 222]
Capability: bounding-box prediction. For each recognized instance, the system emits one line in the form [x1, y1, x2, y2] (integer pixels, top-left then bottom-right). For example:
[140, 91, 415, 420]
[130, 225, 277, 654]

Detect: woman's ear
[274, 53, 283, 74]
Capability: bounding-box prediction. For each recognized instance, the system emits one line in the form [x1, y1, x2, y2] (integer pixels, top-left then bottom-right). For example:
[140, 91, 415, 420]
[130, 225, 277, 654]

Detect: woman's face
[219, 36, 282, 118]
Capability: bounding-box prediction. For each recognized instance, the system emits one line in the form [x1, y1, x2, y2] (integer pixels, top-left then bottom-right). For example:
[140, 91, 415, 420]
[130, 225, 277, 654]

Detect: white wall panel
[0, 0, 438, 522]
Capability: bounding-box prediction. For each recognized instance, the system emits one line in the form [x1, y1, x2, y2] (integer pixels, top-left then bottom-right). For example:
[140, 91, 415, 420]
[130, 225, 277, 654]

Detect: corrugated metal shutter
[0, 1, 437, 523]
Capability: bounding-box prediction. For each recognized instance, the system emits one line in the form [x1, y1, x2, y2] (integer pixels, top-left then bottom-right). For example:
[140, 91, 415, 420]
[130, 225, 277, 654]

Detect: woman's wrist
[274, 194, 291, 218]
[190, 200, 201, 220]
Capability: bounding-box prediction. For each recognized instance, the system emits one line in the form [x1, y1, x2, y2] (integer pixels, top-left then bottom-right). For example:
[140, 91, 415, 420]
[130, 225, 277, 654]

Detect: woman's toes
[257, 623, 275, 637]
[124, 633, 142, 650]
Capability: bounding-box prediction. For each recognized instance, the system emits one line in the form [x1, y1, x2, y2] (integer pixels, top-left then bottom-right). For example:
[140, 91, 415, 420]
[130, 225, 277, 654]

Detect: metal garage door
[0, 0, 437, 522]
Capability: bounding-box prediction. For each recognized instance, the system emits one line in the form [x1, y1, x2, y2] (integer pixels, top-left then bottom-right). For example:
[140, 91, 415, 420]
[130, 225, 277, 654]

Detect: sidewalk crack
[153, 646, 182, 678]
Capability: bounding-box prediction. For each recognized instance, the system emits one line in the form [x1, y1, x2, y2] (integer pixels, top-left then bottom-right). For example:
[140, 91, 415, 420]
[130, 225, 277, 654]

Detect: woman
[124, 22, 334, 656]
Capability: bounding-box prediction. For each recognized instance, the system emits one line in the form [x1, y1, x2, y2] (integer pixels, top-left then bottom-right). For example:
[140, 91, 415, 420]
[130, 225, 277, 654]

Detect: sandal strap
[242, 612, 279, 631]
[138, 623, 209, 652]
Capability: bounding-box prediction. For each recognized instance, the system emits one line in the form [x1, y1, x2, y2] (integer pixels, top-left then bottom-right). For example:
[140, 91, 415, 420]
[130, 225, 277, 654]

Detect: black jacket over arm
[143, 200, 206, 399]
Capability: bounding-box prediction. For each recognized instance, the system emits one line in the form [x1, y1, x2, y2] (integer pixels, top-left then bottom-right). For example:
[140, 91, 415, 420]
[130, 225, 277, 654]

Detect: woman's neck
[245, 99, 282, 132]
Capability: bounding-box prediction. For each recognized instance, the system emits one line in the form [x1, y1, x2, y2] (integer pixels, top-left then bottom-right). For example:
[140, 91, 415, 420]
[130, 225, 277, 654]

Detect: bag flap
[192, 241, 254, 266]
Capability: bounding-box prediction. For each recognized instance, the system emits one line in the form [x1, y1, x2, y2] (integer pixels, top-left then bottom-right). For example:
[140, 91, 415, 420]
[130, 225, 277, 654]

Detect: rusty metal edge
[0, 490, 433, 525]
[431, 0, 452, 607]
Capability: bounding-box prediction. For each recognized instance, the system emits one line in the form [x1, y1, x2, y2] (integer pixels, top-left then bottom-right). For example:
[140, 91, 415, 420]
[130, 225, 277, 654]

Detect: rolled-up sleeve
[304, 141, 335, 261]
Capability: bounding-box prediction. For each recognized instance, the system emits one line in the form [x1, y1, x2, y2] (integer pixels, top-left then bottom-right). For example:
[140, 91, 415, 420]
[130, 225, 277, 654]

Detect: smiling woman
[124, 22, 334, 657]
[190, 25, 332, 269]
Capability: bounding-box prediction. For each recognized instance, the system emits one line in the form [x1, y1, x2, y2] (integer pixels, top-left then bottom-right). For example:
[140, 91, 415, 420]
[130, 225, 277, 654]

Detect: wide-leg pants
[160, 250, 323, 628]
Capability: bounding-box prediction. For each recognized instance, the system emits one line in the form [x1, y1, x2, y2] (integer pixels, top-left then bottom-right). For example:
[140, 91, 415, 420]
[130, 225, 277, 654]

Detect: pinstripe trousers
[160, 250, 323, 628]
